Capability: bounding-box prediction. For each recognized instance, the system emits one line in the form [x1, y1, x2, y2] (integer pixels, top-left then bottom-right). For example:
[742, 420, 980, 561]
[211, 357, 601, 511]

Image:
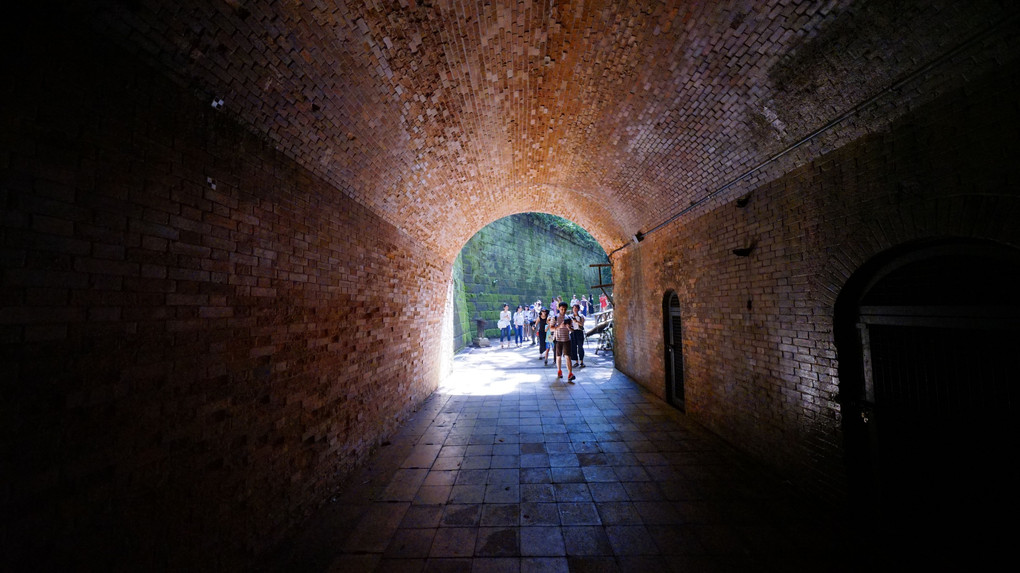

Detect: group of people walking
[497, 295, 596, 384]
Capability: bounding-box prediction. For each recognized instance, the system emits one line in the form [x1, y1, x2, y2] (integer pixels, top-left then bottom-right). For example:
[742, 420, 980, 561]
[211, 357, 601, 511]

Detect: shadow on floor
[262, 341, 873, 572]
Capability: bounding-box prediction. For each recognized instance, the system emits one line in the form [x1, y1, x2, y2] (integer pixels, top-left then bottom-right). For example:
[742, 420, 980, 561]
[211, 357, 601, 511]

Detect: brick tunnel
[1, 1, 1018, 570]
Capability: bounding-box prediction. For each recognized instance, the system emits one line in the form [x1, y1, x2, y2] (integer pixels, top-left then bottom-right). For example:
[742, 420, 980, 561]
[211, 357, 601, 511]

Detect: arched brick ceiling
[81, 0, 1013, 260]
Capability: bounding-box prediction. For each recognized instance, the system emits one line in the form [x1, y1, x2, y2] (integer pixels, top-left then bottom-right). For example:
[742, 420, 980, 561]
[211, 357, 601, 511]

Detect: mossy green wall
[452, 213, 610, 350]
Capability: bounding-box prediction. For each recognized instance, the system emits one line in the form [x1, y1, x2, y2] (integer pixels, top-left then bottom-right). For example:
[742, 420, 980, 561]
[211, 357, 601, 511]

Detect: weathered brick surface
[47, 0, 1015, 259]
[2, 0, 1019, 569]
[1, 26, 448, 570]
[613, 58, 1020, 506]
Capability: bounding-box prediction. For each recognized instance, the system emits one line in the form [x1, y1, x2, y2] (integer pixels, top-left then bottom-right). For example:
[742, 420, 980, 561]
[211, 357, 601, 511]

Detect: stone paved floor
[266, 339, 868, 572]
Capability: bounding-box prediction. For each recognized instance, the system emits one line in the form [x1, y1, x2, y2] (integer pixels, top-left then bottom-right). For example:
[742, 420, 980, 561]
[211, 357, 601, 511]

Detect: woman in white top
[498, 303, 512, 348]
[513, 305, 526, 347]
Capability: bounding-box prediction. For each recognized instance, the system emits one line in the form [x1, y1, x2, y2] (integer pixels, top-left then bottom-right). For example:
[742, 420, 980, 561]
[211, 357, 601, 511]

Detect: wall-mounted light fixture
[735, 192, 752, 208]
[732, 239, 756, 257]
[634, 231, 645, 243]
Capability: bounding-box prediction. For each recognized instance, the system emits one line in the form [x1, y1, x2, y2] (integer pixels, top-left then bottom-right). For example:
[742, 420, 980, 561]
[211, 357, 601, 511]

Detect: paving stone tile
[557, 502, 602, 526]
[429, 528, 478, 558]
[520, 484, 556, 503]
[571, 442, 600, 454]
[484, 483, 520, 504]
[520, 453, 550, 468]
[403, 445, 443, 469]
[605, 525, 660, 555]
[448, 485, 486, 504]
[520, 443, 546, 454]
[544, 442, 574, 454]
[342, 502, 411, 553]
[474, 527, 519, 557]
[543, 432, 569, 443]
[486, 469, 519, 485]
[551, 483, 591, 502]
[383, 469, 431, 501]
[520, 468, 552, 484]
[480, 504, 520, 526]
[627, 441, 657, 453]
[603, 453, 638, 466]
[587, 483, 629, 503]
[549, 467, 584, 483]
[520, 503, 560, 526]
[414, 486, 452, 505]
[386, 528, 438, 558]
[466, 445, 494, 456]
[595, 502, 642, 525]
[493, 443, 520, 456]
[424, 470, 459, 487]
[612, 466, 650, 482]
[547, 453, 579, 468]
[401, 505, 445, 528]
[439, 445, 467, 458]
[574, 453, 607, 467]
[443, 435, 471, 446]
[462, 456, 492, 470]
[491, 455, 520, 469]
[456, 469, 489, 486]
[634, 452, 669, 466]
[432, 457, 464, 471]
[561, 526, 613, 556]
[520, 526, 566, 557]
[441, 504, 482, 527]
[622, 481, 664, 501]
[581, 466, 617, 483]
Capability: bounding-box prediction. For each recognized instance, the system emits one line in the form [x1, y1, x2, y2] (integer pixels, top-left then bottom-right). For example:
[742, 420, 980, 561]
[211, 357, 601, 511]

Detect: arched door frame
[833, 236, 1020, 524]
[663, 290, 685, 411]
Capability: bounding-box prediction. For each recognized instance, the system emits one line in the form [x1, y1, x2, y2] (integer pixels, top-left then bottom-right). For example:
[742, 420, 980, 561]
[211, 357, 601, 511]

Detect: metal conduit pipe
[608, 12, 1018, 259]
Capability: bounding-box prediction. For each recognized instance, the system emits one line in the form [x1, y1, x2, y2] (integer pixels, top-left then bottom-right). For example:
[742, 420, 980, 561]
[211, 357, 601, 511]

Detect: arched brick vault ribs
[81, 0, 1015, 259]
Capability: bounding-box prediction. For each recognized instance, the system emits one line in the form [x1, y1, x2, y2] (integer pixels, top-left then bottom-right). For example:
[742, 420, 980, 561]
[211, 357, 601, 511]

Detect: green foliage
[451, 212, 609, 351]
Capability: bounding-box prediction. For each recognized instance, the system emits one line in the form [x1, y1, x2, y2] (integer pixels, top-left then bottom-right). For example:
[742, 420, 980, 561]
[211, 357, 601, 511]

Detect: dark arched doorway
[834, 239, 1020, 567]
[663, 291, 685, 411]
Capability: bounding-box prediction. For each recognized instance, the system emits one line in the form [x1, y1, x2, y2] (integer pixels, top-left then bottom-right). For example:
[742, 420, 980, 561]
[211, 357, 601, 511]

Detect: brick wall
[613, 59, 1020, 506]
[0, 28, 448, 570]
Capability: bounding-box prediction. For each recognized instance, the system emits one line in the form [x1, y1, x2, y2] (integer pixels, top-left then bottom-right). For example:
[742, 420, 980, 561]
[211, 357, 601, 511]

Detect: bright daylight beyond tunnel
[442, 213, 613, 395]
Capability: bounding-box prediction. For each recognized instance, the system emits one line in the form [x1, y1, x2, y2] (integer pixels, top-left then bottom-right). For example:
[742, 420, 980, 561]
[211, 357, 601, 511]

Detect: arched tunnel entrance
[448, 212, 611, 357]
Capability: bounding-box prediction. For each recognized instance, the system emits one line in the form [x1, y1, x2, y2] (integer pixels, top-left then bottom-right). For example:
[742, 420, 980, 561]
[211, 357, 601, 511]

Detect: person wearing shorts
[551, 302, 575, 382]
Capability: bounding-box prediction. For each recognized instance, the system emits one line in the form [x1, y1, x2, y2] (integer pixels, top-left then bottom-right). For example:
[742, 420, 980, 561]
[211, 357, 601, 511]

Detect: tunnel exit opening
[447, 212, 611, 359]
